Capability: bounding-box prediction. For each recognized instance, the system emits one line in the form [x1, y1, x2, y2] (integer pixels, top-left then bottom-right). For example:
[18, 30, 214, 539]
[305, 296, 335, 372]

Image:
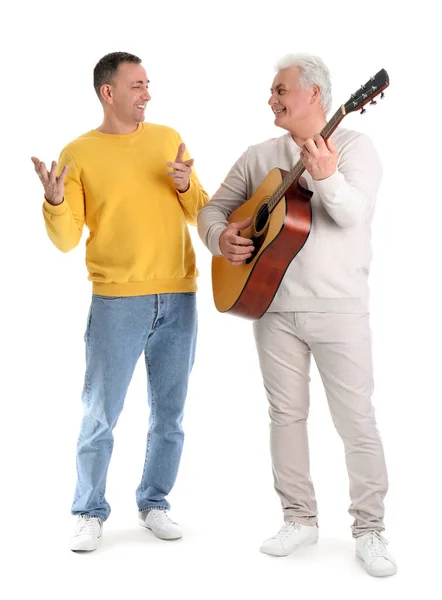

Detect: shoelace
[273, 521, 301, 540]
[77, 517, 101, 536]
[366, 531, 389, 558]
[154, 510, 177, 525]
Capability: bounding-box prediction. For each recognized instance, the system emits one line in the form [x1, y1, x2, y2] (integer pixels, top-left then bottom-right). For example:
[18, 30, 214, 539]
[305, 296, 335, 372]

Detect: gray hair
[275, 53, 332, 114]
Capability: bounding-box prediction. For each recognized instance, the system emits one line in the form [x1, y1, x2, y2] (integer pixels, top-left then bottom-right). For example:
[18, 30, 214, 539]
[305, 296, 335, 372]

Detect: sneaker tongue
[369, 534, 387, 554]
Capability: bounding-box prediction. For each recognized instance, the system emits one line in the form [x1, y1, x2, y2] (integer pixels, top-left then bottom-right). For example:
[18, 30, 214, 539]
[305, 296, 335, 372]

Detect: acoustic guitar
[212, 69, 389, 320]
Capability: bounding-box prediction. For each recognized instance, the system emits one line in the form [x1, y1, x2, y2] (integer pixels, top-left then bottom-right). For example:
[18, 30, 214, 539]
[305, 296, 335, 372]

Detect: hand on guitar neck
[219, 217, 255, 266]
[300, 134, 338, 181]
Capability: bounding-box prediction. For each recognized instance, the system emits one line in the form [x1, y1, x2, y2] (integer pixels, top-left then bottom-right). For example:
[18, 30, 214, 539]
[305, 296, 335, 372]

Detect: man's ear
[310, 84, 321, 105]
[100, 84, 113, 104]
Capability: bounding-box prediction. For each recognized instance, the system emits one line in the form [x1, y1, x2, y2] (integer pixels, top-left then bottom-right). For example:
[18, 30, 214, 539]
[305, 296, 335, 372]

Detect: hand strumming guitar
[219, 218, 255, 266]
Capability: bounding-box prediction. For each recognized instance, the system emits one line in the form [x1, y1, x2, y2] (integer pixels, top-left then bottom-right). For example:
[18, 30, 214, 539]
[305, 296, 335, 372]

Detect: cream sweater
[197, 127, 382, 313]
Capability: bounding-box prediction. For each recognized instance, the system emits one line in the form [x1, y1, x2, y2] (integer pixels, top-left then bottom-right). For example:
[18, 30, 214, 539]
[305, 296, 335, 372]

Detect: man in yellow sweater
[31, 51, 209, 552]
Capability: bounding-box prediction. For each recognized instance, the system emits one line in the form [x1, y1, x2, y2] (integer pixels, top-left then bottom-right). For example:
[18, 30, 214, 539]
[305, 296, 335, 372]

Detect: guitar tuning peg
[360, 107, 366, 114]
[370, 100, 377, 105]
[381, 92, 385, 99]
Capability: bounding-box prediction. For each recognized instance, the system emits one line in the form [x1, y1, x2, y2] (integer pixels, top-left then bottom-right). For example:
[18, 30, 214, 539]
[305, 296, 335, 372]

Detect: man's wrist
[177, 182, 190, 193]
[45, 196, 64, 206]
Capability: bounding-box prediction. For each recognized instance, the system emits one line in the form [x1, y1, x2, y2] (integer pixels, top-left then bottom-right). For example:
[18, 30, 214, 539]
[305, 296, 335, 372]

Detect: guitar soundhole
[255, 203, 269, 234]
[241, 202, 270, 265]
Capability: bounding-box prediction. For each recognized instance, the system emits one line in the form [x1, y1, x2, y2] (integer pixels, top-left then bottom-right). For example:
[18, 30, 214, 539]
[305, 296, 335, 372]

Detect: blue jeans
[71, 293, 197, 521]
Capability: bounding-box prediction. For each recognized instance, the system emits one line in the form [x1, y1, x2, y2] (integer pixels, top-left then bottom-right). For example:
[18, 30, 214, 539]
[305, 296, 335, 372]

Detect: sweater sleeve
[175, 136, 209, 226]
[42, 149, 85, 252]
[197, 150, 249, 256]
[310, 133, 382, 227]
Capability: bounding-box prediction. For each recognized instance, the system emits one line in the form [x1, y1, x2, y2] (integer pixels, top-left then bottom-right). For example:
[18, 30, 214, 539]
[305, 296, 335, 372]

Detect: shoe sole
[260, 535, 318, 557]
[70, 535, 101, 552]
[356, 553, 397, 577]
[138, 520, 182, 540]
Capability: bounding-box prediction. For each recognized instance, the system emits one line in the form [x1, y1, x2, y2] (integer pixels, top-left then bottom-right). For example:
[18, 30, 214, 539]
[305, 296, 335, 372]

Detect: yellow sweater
[42, 122, 209, 296]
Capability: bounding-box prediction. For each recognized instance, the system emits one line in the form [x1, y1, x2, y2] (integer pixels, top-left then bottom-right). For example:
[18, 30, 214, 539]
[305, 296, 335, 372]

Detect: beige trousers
[253, 311, 388, 537]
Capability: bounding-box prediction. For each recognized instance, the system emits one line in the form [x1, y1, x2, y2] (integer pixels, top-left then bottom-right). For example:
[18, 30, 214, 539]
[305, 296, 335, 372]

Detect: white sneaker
[260, 521, 318, 557]
[139, 509, 183, 540]
[356, 531, 397, 577]
[70, 516, 103, 552]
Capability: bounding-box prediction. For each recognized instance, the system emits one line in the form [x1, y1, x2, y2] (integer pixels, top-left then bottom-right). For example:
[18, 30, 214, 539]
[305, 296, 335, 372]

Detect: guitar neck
[268, 107, 345, 212]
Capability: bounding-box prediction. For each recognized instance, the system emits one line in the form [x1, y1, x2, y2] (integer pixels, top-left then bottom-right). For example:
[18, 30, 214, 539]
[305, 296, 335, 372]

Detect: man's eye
[278, 89, 286, 95]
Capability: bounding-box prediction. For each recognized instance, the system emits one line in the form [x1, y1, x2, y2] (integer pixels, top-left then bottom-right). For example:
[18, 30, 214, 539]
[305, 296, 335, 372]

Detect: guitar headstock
[344, 69, 389, 115]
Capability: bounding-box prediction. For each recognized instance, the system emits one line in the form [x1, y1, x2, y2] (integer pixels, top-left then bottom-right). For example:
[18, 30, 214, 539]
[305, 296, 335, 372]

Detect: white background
[1, 0, 440, 598]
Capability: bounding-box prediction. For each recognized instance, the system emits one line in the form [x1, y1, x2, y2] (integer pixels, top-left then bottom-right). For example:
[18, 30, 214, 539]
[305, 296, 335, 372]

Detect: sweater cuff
[177, 181, 192, 199]
[207, 222, 227, 256]
[43, 198, 68, 216]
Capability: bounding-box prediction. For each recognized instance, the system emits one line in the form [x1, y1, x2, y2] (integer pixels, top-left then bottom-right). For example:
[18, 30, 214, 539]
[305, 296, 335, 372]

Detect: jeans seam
[140, 354, 156, 486]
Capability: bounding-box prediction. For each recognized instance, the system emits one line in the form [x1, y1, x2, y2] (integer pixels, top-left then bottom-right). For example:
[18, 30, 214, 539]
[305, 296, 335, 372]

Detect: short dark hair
[93, 52, 142, 99]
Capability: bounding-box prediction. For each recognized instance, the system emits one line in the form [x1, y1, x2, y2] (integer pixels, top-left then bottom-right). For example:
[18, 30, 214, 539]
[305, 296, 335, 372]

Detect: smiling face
[268, 66, 320, 131]
[100, 62, 151, 125]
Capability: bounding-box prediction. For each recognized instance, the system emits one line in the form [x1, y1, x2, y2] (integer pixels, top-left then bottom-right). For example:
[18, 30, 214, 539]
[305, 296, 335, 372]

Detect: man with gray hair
[197, 54, 396, 577]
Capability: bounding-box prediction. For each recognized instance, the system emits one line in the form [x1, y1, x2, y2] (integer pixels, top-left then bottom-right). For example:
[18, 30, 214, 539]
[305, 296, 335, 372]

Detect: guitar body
[212, 167, 312, 320]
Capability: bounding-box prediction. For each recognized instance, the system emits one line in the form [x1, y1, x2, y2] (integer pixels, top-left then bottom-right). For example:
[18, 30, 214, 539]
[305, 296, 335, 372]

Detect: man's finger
[314, 134, 327, 151]
[49, 161, 57, 183]
[167, 162, 190, 172]
[31, 157, 41, 171]
[229, 242, 255, 254]
[230, 217, 252, 230]
[229, 245, 254, 256]
[326, 136, 337, 154]
[167, 172, 188, 183]
[31, 157, 42, 175]
[174, 142, 186, 163]
[57, 165, 69, 185]
[39, 162, 49, 184]
[303, 138, 317, 154]
[229, 235, 254, 247]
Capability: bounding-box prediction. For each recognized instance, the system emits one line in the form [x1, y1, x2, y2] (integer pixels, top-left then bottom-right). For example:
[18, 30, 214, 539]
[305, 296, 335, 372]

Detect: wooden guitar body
[212, 168, 312, 319]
